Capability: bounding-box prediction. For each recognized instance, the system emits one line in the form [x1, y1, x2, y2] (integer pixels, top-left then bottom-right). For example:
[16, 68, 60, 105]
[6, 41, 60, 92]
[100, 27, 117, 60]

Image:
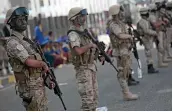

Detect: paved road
[0, 47, 172, 111]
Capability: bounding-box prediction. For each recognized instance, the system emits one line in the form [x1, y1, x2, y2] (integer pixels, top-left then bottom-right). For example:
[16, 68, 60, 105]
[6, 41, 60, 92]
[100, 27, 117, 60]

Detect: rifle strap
[9, 34, 32, 53]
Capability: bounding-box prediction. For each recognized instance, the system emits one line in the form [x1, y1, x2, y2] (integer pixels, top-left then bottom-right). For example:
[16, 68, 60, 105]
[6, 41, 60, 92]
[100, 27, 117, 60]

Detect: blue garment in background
[62, 47, 69, 53]
[106, 29, 110, 35]
[55, 47, 69, 55]
[55, 49, 61, 55]
[34, 26, 44, 44]
[47, 49, 56, 55]
[40, 38, 50, 46]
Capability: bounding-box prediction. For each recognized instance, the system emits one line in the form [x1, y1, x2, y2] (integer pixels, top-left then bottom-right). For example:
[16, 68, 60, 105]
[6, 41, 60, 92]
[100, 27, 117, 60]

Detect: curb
[0, 74, 16, 88]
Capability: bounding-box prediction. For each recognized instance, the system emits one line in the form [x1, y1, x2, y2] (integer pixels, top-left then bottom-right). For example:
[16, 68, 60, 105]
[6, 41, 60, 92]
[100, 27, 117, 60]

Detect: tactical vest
[68, 30, 97, 67]
[6, 36, 42, 85]
[156, 15, 166, 32]
[108, 20, 132, 50]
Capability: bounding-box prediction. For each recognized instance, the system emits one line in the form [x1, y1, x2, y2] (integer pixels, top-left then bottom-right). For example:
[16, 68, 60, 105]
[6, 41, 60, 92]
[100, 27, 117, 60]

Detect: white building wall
[28, 0, 118, 17]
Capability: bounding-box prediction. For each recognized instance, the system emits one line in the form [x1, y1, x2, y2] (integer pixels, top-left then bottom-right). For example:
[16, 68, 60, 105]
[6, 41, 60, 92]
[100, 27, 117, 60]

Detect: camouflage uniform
[68, 24, 99, 110]
[156, 8, 171, 64]
[6, 30, 48, 110]
[165, 2, 172, 58]
[0, 40, 9, 76]
[148, 4, 169, 67]
[137, 7, 158, 73]
[108, 5, 138, 101]
[0, 26, 12, 76]
[138, 17, 156, 65]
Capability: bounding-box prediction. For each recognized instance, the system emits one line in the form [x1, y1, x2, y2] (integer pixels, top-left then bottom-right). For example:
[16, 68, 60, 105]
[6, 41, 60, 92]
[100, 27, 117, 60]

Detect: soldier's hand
[89, 43, 97, 48]
[42, 62, 49, 74]
[161, 21, 166, 26]
[163, 18, 169, 23]
[49, 81, 55, 89]
[100, 56, 105, 63]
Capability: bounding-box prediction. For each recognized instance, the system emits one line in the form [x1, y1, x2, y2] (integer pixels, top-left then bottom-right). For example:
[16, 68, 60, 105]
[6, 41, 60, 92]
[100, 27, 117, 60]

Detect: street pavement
[0, 46, 172, 111]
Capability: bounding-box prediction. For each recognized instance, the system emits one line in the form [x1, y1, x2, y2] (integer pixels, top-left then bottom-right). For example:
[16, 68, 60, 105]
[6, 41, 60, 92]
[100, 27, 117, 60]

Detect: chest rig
[108, 21, 132, 50]
[68, 30, 97, 67]
[6, 35, 42, 84]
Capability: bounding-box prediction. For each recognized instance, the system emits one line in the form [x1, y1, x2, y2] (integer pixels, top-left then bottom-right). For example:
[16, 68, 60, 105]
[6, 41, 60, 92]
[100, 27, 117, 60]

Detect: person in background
[0, 23, 13, 76]
[48, 31, 55, 41]
[107, 4, 138, 100]
[53, 40, 67, 68]
[41, 38, 66, 68]
[62, 45, 71, 63]
[61, 36, 71, 62]
[137, 7, 159, 73]
[34, 20, 44, 44]
[40, 39, 55, 67]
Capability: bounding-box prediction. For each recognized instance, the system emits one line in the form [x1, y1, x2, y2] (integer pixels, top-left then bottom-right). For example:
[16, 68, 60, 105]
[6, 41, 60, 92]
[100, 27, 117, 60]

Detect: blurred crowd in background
[34, 20, 71, 68]
[0, 0, 171, 78]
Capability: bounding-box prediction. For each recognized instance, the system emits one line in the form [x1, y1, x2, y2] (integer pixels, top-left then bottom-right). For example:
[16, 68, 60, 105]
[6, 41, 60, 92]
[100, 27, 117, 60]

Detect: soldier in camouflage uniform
[137, 7, 159, 73]
[107, 4, 138, 100]
[156, 3, 172, 64]
[0, 19, 13, 76]
[148, 4, 169, 68]
[107, 15, 139, 86]
[0, 38, 10, 76]
[68, 7, 104, 110]
[165, 2, 172, 58]
[5, 7, 54, 111]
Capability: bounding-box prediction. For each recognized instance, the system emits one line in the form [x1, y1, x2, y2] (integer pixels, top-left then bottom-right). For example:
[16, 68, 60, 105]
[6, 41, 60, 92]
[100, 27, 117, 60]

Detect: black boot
[170, 42, 172, 48]
[128, 74, 139, 86]
[148, 64, 159, 74]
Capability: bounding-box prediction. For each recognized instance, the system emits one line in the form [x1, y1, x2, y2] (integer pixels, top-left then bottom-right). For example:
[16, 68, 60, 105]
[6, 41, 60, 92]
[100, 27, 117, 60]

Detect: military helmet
[149, 4, 157, 10]
[109, 5, 120, 16]
[5, 7, 29, 24]
[68, 7, 88, 20]
[140, 7, 149, 14]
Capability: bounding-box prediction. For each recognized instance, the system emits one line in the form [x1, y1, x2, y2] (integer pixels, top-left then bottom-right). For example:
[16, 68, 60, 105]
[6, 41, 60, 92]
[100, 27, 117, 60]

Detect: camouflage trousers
[165, 28, 172, 57]
[116, 55, 131, 92]
[142, 37, 154, 65]
[76, 69, 98, 111]
[155, 31, 169, 65]
[157, 31, 170, 59]
[0, 46, 9, 70]
[156, 31, 164, 54]
[166, 27, 172, 44]
[18, 77, 48, 111]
